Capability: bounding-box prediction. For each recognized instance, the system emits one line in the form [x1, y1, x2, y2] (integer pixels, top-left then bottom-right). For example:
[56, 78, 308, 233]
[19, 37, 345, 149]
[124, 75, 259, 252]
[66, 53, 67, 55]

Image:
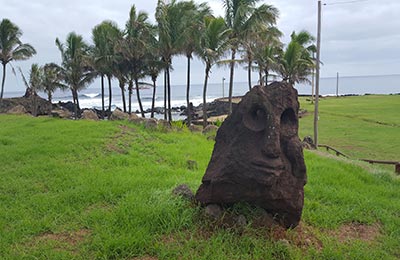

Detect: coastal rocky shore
[0, 93, 239, 123]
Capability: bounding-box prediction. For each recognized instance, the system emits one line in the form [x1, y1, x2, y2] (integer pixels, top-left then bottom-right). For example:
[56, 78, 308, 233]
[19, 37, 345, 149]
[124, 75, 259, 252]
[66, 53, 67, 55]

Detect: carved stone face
[195, 82, 307, 228]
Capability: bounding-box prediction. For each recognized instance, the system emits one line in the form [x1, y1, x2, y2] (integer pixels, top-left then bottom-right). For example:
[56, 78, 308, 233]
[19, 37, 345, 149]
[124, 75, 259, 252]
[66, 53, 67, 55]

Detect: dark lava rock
[0, 95, 52, 116]
[144, 118, 158, 129]
[172, 184, 194, 201]
[202, 125, 219, 135]
[302, 136, 316, 150]
[204, 204, 223, 219]
[195, 82, 307, 229]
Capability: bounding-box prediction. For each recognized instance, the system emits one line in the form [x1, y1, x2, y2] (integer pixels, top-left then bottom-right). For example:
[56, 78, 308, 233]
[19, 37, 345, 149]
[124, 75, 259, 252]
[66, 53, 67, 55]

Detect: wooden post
[314, 1, 322, 147]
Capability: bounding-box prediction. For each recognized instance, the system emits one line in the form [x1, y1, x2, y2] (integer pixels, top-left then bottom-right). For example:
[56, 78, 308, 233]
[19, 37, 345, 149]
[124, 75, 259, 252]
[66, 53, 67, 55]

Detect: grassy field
[0, 110, 399, 259]
[299, 94, 400, 162]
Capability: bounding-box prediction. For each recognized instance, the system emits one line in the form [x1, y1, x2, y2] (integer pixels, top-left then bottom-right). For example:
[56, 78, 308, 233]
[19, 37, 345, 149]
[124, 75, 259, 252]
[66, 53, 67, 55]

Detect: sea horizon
[3, 74, 400, 113]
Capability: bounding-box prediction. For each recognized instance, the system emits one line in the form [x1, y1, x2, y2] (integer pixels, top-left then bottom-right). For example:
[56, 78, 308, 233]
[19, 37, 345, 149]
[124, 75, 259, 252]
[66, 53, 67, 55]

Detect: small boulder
[144, 118, 158, 129]
[302, 136, 316, 150]
[172, 184, 194, 201]
[81, 109, 99, 121]
[110, 108, 129, 120]
[51, 109, 72, 119]
[189, 125, 202, 133]
[7, 105, 27, 115]
[204, 204, 223, 219]
[235, 215, 247, 228]
[202, 125, 219, 135]
[158, 119, 172, 130]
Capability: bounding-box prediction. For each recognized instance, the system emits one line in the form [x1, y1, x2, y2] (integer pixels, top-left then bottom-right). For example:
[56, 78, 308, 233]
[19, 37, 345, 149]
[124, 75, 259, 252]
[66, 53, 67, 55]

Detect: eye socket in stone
[243, 105, 268, 132]
[280, 108, 297, 137]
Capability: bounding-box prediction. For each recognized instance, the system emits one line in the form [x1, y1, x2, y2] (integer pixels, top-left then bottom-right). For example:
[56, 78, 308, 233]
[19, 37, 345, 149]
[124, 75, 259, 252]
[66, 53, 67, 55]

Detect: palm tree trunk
[128, 80, 133, 114]
[107, 75, 112, 116]
[71, 88, 78, 119]
[119, 81, 126, 113]
[186, 56, 192, 126]
[47, 91, 52, 114]
[228, 48, 236, 115]
[203, 64, 211, 128]
[101, 74, 105, 119]
[163, 70, 167, 120]
[0, 63, 7, 100]
[259, 70, 263, 87]
[264, 69, 269, 86]
[134, 78, 145, 117]
[167, 67, 172, 122]
[151, 78, 157, 118]
[76, 92, 81, 118]
[32, 93, 37, 117]
[248, 59, 252, 91]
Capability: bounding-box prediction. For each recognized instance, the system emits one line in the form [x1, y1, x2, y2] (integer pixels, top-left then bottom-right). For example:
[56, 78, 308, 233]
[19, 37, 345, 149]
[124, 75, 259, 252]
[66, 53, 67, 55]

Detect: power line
[324, 0, 369, 6]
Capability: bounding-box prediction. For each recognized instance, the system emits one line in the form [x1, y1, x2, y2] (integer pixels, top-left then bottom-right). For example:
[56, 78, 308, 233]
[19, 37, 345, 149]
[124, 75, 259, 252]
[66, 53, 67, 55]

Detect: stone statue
[195, 82, 307, 228]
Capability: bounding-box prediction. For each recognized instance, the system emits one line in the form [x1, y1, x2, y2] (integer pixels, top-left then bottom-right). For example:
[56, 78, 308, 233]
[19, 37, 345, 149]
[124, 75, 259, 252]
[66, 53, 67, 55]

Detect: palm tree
[122, 5, 155, 117]
[55, 32, 95, 118]
[278, 31, 316, 85]
[243, 26, 282, 88]
[177, 1, 211, 125]
[18, 64, 41, 116]
[92, 21, 121, 118]
[40, 63, 66, 112]
[0, 19, 36, 101]
[144, 36, 164, 118]
[156, 0, 199, 121]
[112, 52, 129, 113]
[92, 21, 121, 117]
[222, 0, 278, 114]
[198, 17, 230, 128]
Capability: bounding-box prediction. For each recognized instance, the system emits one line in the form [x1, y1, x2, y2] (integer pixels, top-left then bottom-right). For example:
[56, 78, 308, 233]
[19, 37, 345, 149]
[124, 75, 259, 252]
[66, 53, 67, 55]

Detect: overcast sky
[2, 0, 400, 92]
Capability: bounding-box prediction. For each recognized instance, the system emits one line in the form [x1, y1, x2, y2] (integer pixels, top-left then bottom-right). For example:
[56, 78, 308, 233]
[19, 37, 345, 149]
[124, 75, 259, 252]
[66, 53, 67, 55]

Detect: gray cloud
[1, 0, 399, 92]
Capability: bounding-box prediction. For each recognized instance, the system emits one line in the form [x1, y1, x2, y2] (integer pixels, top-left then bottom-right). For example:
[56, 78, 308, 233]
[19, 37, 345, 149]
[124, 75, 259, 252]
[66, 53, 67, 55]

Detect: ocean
[4, 74, 400, 115]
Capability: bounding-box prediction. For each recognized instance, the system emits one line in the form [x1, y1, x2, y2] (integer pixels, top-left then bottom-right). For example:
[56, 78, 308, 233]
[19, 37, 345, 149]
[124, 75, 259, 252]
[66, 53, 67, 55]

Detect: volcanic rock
[110, 108, 129, 120]
[202, 125, 219, 135]
[195, 82, 307, 228]
[51, 109, 72, 119]
[81, 109, 99, 121]
[0, 96, 51, 115]
[144, 118, 158, 129]
[172, 184, 194, 201]
[7, 105, 27, 115]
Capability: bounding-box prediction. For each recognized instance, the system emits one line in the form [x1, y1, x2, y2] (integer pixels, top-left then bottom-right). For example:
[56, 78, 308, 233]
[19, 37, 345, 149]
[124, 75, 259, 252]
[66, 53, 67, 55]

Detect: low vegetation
[299, 94, 400, 162]
[0, 111, 399, 259]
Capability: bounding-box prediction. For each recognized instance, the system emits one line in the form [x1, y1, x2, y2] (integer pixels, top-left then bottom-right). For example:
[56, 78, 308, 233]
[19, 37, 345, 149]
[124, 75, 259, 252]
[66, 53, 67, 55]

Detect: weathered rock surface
[302, 136, 316, 150]
[144, 118, 158, 129]
[172, 184, 194, 201]
[195, 82, 307, 228]
[110, 108, 129, 120]
[202, 125, 219, 134]
[0, 96, 52, 115]
[7, 105, 27, 114]
[51, 109, 72, 119]
[81, 109, 99, 120]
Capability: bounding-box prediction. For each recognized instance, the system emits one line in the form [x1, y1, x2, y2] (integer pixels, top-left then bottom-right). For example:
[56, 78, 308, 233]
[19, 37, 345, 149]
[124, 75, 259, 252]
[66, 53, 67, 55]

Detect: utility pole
[311, 52, 315, 104]
[314, 0, 322, 147]
[336, 72, 339, 97]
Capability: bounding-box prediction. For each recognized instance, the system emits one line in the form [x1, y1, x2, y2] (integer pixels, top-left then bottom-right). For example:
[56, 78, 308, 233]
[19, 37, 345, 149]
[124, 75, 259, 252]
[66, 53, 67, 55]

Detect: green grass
[299, 95, 400, 161]
[0, 110, 399, 259]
